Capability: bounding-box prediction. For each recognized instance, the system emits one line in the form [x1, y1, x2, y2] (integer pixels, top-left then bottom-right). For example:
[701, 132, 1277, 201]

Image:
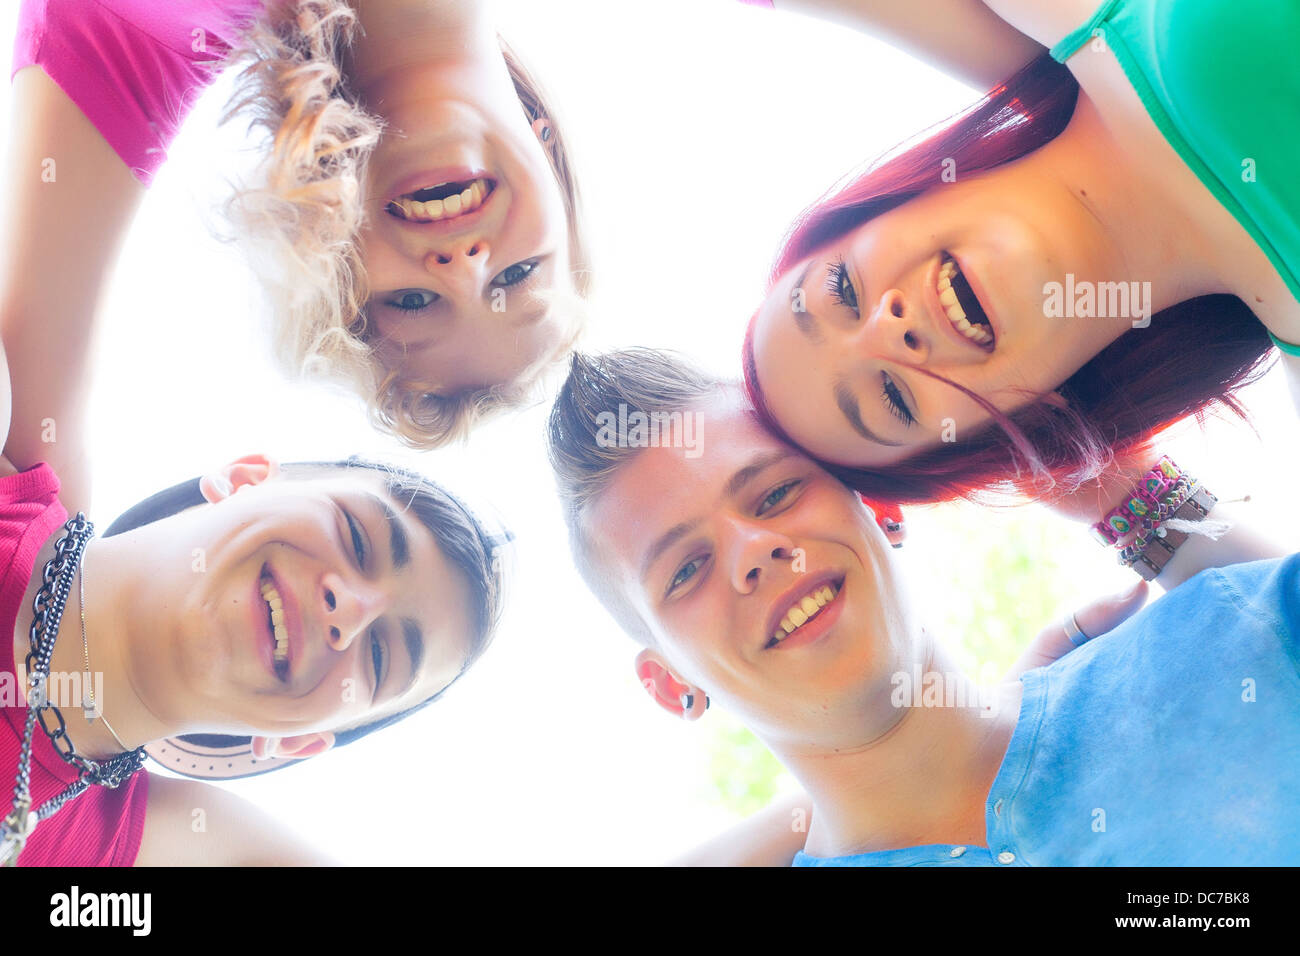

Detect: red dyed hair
[744, 54, 1275, 506]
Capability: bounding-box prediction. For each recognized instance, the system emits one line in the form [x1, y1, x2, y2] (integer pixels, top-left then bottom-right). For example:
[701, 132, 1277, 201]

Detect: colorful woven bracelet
[1121, 484, 1220, 581]
[1116, 478, 1199, 563]
[1089, 456, 1183, 546]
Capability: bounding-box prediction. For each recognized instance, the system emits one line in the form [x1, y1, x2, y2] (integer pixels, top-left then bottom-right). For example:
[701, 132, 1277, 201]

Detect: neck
[15, 534, 169, 762]
[1036, 91, 1235, 314]
[771, 638, 1023, 859]
[347, 0, 498, 92]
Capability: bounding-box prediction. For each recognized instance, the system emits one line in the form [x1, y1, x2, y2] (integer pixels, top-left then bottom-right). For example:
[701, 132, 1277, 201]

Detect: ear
[249, 731, 336, 762]
[635, 650, 708, 721]
[199, 454, 282, 503]
[859, 496, 906, 549]
[531, 116, 554, 147]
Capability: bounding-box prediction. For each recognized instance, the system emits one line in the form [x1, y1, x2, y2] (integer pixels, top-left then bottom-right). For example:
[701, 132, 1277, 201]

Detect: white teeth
[390, 179, 490, 222]
[769, 583, 841, 646]
[261, 577, 290, 666]
[936, 257, 994, 348]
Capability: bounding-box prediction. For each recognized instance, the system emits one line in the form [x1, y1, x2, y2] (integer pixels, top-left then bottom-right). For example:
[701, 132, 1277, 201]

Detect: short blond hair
[224, 1, 591, 449]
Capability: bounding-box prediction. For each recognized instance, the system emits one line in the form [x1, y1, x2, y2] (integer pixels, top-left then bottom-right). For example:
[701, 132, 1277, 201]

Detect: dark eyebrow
[399, 617, 424, 697]
[790, 260, 822, 343]
[834, 381, 906, 447]
[638, 450, 801, 581]
[365, 492, 410, 570]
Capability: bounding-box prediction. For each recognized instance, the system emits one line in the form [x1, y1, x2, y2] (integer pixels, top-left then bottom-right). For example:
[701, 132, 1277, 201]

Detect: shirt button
[949, 846, 967, 858]
[997, 851, 1016, 865]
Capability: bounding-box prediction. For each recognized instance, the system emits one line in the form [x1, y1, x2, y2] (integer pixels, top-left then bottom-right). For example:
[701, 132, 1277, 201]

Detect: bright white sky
[2, 0, 1297, 864]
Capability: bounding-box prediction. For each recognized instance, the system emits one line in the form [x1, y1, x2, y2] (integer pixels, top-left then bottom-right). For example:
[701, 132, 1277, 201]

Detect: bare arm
[135, 774, 337, 866]
[769, 0, 1044, 90]
[1049, 446, 1288, 592]
[0, 68, 146, 516]
[669, 792, 811, 867]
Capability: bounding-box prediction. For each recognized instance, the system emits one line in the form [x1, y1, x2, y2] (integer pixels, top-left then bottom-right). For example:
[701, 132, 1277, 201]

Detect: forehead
[585, 395, 797, 577]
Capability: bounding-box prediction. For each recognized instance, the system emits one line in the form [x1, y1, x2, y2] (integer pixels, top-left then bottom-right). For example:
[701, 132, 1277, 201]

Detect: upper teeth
[937, 257, 993, 347]
[770, 583, 839, 646]
[391, 179, 490, 222]
[260, 577, 289, 665]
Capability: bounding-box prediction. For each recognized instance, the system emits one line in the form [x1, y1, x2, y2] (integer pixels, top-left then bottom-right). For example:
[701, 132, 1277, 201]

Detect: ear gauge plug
[680, 693, 694, 713]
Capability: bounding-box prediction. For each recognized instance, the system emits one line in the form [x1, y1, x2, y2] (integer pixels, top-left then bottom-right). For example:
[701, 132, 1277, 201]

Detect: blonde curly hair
[224, 1, 590, 449]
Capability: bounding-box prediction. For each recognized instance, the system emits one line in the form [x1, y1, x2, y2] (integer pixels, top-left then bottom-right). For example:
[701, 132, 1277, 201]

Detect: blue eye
[669, 558, 704, 593]
[389, 289, 439, 312]
[758, 480, 801, 515]
[491, 260, 539, 288]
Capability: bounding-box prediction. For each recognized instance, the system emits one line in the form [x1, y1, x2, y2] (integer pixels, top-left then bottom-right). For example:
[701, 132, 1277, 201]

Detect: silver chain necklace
[0, 515, 145, 866]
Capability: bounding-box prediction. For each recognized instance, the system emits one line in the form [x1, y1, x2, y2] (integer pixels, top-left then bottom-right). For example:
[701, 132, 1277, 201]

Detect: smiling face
[357, 49, 575, 395]
[121, 469, 475, 742]
[583, 393, 920, 750]
[749, 163, 1135, 468]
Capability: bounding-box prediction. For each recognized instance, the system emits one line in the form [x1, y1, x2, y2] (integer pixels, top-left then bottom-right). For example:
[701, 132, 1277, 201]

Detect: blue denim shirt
[796, 555, 1300, 866]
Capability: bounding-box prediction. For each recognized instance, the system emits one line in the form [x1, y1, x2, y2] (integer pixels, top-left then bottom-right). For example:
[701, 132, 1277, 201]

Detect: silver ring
[1063, 612, 1091, 648]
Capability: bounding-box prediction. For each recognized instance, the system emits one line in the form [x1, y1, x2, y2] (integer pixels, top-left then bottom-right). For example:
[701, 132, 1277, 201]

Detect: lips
[763, 572, 846, 650]
[386, 177, 495, 223]
[257, 563, 300, 683]
[926, 253, 997, 353]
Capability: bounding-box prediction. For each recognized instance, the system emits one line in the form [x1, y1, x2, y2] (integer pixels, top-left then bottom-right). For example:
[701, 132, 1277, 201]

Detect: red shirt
[0, 464, 148, 866]
[13, 0, 263, 185]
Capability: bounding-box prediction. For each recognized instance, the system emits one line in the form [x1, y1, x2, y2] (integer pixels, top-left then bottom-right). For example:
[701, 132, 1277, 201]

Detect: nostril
[466, 244, 481, 257]
[904, 330, 919, 350]
[436, 253, 452, 265]
[892, 298, 905, 319]
[330, 626, 340, 642]
[325, 589, 336, 611]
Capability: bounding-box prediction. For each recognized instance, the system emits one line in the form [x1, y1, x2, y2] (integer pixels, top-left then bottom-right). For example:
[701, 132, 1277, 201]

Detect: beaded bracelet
[1089, 456, 1182, 546]
[1121, 484, 1220, 581]
[1116, 478, 1200, 563]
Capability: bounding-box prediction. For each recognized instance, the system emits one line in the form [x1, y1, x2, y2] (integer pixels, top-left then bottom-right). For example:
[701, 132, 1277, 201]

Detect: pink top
[0, 464, 149, 866]
[12, 0, 264, 185]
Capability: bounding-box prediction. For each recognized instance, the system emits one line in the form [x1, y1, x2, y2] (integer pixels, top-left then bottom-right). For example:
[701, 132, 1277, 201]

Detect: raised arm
[1049, 446, 1289, 592]
[768, 0, 1044, 90]
[0, 67, 146, 515]
[136, 774, 337, 866]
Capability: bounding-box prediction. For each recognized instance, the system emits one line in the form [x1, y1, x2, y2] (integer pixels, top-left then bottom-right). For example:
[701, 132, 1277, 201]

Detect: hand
[1006, 579, 1150, 677]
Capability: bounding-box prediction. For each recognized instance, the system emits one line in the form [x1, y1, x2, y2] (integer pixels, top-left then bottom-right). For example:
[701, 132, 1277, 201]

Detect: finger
[1071, 580, 1149, 641]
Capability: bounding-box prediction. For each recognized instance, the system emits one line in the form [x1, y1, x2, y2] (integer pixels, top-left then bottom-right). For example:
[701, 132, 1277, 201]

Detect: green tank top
[1051, 0, 1300, 354]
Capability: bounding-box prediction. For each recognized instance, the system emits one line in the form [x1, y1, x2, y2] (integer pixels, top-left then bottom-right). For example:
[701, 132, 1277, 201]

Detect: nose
[850, 288, 931, 365]
[319, 571, 384, 650]
[423, 237, 491, 289]
[722, 518, 798, 595]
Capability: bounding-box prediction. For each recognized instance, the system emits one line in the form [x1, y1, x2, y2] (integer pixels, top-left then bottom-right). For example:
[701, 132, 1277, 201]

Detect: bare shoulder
[980, 0, 1103, 49]
[136, 772, 336, 866]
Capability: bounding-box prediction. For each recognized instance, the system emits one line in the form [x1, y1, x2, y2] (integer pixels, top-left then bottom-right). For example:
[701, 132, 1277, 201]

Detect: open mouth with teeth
[259, 567, 290, 681]
[386, 177, 495, 223]
[937, 253, 995, 350]
[766, 580, 842, 649]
